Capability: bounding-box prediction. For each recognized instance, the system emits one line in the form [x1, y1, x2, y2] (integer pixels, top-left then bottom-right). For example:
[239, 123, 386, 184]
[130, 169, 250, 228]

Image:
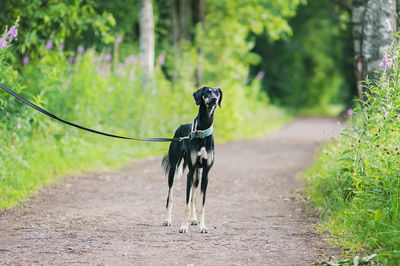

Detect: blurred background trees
[250, 0, 355, 111]
[2, 0, 400, 208]
[0, 0, 360, 112]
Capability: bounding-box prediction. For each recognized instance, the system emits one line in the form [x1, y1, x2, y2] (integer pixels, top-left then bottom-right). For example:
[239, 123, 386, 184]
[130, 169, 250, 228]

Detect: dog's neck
[196, 103, 215, 130]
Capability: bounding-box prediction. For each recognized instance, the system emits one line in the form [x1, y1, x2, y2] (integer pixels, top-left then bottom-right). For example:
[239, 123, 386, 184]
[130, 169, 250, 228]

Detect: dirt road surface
[0, 117, 342, 265]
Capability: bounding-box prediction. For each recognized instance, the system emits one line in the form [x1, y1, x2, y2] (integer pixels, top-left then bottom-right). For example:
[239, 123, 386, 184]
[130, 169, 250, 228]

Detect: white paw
[163, 220, 171, 226]
[200, 226, 208, 233]
[179, 225, 188, 233]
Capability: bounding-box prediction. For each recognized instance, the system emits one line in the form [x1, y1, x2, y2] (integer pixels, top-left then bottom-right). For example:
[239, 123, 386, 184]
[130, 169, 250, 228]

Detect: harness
[190, 117, 213, 139]
[179, 117, 213, 141]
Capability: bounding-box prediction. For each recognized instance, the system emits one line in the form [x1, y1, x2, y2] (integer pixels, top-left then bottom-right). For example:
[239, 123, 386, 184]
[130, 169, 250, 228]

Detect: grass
[296, 104, 345, 117]
[0, 109, 289, 210]
[302, 43, 400, 264]
[0, 46, 291, 210]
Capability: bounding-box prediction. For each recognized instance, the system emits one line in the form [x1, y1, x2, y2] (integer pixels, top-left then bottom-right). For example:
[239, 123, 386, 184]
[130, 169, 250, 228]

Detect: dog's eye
[208, 88, 212, 93]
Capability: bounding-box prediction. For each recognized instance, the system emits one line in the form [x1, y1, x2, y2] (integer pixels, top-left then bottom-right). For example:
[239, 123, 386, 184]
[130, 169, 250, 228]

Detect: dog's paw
[190, 220, 199, 226]
[163, 221, 172, 226]
[179, 226, 188, 233]
[200, 227, 208, 233]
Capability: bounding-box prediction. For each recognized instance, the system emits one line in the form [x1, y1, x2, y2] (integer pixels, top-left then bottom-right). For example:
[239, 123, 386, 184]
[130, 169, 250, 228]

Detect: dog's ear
[193, 87, 204, 105]
[217, 88, 223, 108]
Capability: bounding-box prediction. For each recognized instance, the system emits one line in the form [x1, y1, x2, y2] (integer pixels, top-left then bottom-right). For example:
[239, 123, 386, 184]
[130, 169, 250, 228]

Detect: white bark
[352, 0, 396, 97]
[139, 0, 155, 84]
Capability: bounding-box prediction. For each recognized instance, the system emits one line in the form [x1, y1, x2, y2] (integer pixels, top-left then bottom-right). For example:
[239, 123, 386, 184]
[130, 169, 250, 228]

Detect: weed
[304, 39, 400, 264]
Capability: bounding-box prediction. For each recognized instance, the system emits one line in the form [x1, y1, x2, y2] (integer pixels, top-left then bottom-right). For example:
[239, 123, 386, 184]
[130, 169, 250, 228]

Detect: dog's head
[193, 86, 223, 108]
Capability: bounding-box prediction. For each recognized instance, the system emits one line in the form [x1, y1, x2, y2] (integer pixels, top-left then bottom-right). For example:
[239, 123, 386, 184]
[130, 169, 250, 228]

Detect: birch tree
[194, 0, 205, 86]
[139, 0, 154, 87]
[352, 0, 396, 98]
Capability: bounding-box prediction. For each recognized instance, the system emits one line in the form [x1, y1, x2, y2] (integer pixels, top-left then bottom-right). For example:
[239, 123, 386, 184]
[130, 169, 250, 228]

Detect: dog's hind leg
[163, 165, 175, 226]
[179, 168, 195, 233]
[163, 158, 184, 226]
[198, 167, 210, 233]
[190, 170, 200, 226]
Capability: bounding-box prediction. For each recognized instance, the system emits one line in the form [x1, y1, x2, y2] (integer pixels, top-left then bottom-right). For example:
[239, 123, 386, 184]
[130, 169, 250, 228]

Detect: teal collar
[190, 125, 213, 139]
[189, 117, 213, 140]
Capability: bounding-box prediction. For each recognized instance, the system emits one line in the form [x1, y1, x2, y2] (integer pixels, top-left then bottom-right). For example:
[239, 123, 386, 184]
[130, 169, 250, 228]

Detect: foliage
[303, 41, 400, 264]
[206, 0, 302, 41]
[0, 0, 116, 57]
[0, 17, 289, 208]
[250, 0, 356, 111]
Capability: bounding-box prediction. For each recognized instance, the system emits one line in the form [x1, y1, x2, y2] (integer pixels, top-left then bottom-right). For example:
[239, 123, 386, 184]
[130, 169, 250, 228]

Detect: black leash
[0, 83, 181, 142]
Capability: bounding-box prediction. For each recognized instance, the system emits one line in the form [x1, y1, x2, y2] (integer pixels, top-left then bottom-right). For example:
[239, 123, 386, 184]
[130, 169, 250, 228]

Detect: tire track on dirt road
[0, 117, 342, 265]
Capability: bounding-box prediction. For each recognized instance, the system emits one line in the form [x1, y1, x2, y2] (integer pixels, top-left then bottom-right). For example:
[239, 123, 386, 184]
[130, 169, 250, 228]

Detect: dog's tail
[161, 154, 170, 176]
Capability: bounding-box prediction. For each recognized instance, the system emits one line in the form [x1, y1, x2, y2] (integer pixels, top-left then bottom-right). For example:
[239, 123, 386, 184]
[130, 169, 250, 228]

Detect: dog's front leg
[198, 167, 210, 233]
[190, 170, 200, 226]
[179, 168, 195, 233]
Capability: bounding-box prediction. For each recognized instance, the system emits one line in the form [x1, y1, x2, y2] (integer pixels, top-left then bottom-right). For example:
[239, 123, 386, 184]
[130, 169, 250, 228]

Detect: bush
[0, 21, 289, 209]
[303, 40, 400, 264]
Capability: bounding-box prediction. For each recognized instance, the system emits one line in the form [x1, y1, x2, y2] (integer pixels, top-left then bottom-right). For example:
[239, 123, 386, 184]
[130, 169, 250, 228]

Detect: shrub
[0, 22, 289, 209]
[304, 40, 400, 264]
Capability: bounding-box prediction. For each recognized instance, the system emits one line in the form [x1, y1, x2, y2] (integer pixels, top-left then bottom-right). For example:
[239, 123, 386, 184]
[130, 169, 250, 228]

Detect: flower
[157, 53, 165, 65]
[379, 54, 393, 70]
[0, 38, 7, 48]
[125, 55, 136, 65]
[256, 71, 264, 79]
[46, 40, 53, 50]
[383, 107, 389, 117]
[68, 56, 74, 64]
[60, 43, 65, 51]
[6, 25, 18, 41]
[104, 53, 112, 62]
[0, 23, 18, 49]
[346, 109, 353, 116]
[93, 56, 101, 63]
[23, 56, 29, 65]
[77, 45, 84, 54]
[115, 36, 123, 44]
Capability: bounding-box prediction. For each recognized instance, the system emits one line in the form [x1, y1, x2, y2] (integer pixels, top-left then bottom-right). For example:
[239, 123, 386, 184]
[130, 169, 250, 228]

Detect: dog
[161, 86, 223, 233]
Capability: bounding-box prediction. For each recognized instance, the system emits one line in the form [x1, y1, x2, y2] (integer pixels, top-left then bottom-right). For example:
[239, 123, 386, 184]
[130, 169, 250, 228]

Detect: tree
[249, 0, 355, 109]
[352, 0, 397, 99]
[0, 0, 115, 57]
[194, 0, 205, 86]
[139, 0, 155, 87]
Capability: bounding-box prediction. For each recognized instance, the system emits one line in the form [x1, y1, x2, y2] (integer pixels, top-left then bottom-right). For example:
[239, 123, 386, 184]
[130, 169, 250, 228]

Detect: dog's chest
[190, 147, 213, 166]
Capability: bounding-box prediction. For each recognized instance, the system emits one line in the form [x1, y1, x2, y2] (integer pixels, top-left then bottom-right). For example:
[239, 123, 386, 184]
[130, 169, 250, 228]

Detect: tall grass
[303, 41, 400, 264]
[0, 38, 289, 209]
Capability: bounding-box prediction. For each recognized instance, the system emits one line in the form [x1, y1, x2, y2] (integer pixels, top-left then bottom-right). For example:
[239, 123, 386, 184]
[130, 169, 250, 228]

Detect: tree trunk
[352, 0, 396, 99]
[194, 0, 205, 86]
[139, 0, 155, 87]
[172, 0, 180, 49]
[397, 1, 400, 32]
[179, 0, 193, 41]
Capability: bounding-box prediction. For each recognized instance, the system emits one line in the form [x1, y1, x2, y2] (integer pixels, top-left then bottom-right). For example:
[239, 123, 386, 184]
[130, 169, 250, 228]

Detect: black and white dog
[162, 86, 222, 233]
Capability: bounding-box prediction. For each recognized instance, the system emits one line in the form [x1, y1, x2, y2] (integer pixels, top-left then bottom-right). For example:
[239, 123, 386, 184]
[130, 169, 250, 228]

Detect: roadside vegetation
[0, 1, 353, 212]
[0, 1, 297, 209]
[303, 41, 400, 264]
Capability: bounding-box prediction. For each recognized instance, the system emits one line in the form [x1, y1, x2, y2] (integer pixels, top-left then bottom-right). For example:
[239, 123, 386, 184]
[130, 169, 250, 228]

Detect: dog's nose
[211, 98, 217, 104]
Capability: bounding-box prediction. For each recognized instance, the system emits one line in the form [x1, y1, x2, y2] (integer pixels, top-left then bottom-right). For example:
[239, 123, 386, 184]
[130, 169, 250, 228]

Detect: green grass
[302, 43, 400, 264]
[0, 110, 289, 209]
[0, 131, 164, 209]
[296, 104, 345, 117]
[0, 46, 291, 210]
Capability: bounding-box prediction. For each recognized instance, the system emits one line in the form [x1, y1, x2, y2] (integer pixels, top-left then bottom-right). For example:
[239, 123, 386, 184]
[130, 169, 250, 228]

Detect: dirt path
[0, 117, 342, 265]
